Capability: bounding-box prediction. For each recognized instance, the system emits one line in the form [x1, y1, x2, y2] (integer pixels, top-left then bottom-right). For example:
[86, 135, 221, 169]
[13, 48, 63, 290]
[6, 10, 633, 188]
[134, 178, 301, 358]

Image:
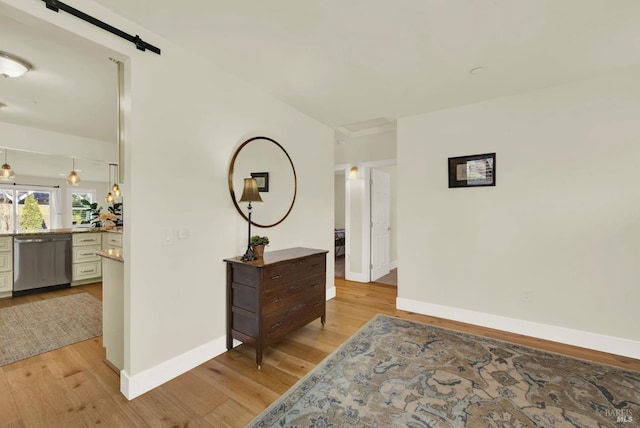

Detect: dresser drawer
[0, 251, 12, 273]
[263, 293, 325, 346]
[73, 261, 102, 281]
[0, 236, 12, 252]
[262, 274, 324, 314]
[105, 233, 122, 248]
[262, 255, 325, 289]
[73, 245, 101, 263]
[73, 233, 102, 246]
[0, 271, 12, 292]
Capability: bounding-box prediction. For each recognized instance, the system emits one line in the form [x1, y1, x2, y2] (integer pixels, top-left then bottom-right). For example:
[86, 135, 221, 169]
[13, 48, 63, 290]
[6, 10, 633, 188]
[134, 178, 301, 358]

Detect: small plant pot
[252, 245, 265, 258]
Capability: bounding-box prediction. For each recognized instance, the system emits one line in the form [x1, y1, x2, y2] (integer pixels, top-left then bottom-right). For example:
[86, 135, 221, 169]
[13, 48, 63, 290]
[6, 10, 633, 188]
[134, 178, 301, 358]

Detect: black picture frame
[251, 172, 269, 192]
[448, 153, 496, 188]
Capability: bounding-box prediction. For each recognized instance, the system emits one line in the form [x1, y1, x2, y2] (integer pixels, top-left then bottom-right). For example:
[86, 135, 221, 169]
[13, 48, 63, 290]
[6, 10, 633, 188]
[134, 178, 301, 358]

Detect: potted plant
[80, 199, 103, 229]
[250, 235, 269, 257]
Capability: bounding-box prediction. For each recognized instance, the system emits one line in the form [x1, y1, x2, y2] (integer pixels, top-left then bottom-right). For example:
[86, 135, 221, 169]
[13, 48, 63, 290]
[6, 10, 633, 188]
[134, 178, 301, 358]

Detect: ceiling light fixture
[0, 51, 32, 78]
[0, 149, 15, 181]
[111, 163, 121, 197]
[67, 158, 81, 186]
[105, 163, 116, 204]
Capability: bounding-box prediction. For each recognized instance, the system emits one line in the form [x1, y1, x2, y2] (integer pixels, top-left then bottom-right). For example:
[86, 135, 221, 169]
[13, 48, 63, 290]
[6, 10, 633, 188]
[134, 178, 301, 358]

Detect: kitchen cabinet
[72, 232, 102, 285]
[102, 232, 122, 249]
[0, 236, 12, 298]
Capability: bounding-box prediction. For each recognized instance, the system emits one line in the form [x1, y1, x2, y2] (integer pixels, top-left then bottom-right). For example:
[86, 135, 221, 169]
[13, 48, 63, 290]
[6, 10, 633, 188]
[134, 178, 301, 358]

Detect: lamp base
[241, 246, 258, 261]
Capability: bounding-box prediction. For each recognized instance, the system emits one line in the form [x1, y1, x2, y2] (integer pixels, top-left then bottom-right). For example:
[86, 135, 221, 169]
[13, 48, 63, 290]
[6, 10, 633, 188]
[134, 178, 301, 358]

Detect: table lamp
[239, 178, 263, 261]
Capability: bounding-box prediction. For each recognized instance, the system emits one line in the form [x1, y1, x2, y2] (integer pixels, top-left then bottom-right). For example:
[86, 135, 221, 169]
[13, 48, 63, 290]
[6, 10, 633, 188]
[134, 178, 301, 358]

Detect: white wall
[397, 65, 640, 357]
[335, 130, 396, 165]
[2, 0, 335, 398]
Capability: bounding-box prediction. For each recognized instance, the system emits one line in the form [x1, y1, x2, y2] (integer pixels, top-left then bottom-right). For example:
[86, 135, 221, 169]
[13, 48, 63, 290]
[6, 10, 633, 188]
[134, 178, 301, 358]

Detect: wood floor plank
[0, 368, 21, 427]
[1, 279, 638, 427]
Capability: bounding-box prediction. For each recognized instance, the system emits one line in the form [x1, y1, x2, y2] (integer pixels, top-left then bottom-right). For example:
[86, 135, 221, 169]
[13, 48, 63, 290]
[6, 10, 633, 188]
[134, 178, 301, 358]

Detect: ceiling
[89, 0, 640, 135]
[1, 0, 640, 156]
[0, 6, 119, 181]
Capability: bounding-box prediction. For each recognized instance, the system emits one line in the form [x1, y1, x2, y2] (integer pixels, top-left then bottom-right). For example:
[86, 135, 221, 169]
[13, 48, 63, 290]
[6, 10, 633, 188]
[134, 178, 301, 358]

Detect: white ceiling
[89, 0, 640, 134]
[0, 9, 118, 143]
[0, 6, 119, 181]
[2, 0, 640, 160]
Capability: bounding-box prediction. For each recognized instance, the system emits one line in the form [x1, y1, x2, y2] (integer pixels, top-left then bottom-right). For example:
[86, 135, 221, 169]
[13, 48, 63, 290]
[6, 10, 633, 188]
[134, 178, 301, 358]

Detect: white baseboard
[327, 286, 336, 300]
[346, 272, 369, 282]
[120, 336, 227, 400]
[121, 289, 338, 400]
[396, 297, 640, 360]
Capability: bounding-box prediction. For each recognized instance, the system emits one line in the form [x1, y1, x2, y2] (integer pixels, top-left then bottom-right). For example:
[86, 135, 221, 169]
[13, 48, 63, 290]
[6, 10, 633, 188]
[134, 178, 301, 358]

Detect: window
[71, 192, 93, 226]
[0, 187, 53, 232]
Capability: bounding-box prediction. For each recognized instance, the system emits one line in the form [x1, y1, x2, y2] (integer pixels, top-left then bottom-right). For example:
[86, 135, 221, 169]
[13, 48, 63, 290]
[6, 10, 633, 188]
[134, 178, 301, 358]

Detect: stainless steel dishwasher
[13, 234, 72, 296]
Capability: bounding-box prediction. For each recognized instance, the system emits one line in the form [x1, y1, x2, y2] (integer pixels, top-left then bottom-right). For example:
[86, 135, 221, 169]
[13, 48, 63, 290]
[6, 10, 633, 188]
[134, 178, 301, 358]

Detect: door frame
[335, 164, 350, 278]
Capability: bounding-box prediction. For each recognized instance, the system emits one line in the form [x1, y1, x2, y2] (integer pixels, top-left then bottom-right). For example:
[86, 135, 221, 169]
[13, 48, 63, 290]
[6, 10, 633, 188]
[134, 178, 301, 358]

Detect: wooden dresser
[224, 247, 328, 369]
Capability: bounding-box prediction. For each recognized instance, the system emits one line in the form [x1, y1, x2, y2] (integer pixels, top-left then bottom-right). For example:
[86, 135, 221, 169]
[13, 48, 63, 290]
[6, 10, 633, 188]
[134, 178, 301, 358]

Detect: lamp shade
[0, 149, 15, 181]
[0, 164, 14, 181]
[67, 171, 80, 185]
[67, 158, 81, 186]
[0, 51, 32, 78]
[239, 178, 263, 203]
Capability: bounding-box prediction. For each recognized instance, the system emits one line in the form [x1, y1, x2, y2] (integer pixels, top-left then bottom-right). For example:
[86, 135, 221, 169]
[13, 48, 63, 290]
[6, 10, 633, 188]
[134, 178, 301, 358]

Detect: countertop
[96, 248, 124, 263]
[0, 227, 123, 236]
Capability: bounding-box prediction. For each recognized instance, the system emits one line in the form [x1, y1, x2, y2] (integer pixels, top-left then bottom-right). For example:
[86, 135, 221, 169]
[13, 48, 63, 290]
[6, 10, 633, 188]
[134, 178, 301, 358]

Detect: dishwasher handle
[15, 238, 50, 244]
[15, 235, 72, 244]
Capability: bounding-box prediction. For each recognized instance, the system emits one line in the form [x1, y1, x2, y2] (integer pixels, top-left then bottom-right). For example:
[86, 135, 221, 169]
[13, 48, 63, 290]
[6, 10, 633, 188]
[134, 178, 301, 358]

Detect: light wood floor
[1, 279, 639, 427]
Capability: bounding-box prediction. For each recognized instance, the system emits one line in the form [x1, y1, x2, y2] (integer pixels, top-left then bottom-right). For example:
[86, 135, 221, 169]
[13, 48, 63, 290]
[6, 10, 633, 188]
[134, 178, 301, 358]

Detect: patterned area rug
[0, 293, 102, 366]
[249, 314, 639, 427]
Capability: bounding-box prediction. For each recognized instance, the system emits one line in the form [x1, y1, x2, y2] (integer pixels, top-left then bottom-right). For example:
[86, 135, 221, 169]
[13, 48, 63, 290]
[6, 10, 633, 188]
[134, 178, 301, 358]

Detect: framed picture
[448, 153, 496, 188]
[251, 172, 269, 192]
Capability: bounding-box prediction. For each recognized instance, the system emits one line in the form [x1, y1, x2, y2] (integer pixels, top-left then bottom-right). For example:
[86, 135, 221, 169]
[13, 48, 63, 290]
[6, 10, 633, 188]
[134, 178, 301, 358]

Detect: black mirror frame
[228, 136, 297, 228]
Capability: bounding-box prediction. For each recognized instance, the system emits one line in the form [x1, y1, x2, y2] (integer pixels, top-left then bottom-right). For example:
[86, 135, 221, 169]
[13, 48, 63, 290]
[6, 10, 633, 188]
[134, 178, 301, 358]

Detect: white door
[370, 169, 391, 281]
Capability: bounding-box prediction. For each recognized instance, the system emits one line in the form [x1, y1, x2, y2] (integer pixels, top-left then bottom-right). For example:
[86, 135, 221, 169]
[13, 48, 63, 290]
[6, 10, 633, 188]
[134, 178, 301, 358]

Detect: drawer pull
[79, 238, 96, 242]
[80, 268, 96, 274]
[271, 322, 282, 330]
[271, 274, 283, 280]
[292, 303, 305, 312]
[80, 252, 95, 256]
[313, 303, 322, 308]
[296, 261, 303, 266]
[311, 263, 320, 268]
[312, 283, 320, 288]
[271, 297, 282, 304]
[289, 284, 300, 291]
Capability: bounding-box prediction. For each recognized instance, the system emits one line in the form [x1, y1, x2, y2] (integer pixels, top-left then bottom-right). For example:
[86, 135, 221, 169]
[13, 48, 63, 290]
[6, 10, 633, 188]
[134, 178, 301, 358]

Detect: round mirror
[228, 136, 297, 228]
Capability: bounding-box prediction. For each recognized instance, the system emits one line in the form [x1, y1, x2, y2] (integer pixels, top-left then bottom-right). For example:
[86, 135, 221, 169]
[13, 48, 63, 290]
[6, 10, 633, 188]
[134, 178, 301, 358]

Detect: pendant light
[105, 170, 114, 204]
[112, 162, 121, 198]
[105, 163, 115, 204]
[67, 158, 81, 186]
[0, 149, 15, 182]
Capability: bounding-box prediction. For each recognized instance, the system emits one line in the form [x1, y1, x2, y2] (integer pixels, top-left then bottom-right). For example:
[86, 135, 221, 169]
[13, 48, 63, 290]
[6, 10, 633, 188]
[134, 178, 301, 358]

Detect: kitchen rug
[0, 292, 102, 366]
